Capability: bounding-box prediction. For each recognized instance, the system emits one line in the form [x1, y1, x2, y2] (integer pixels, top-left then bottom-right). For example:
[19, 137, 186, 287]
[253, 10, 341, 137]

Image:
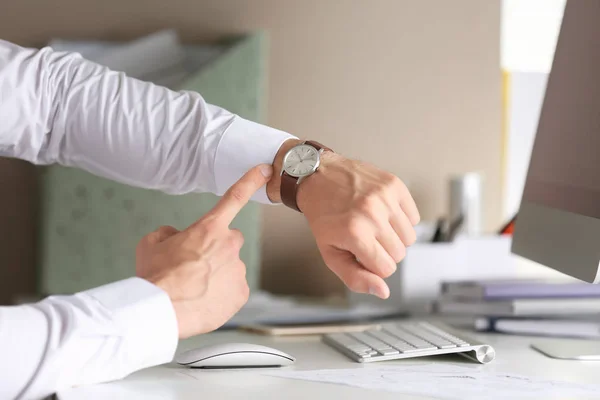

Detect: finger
[146, 225, 180, 245]
[349, 233, 397, 278]
[377, 224, 407, 264]
[204, 164, 273, 226]
[390, 207, 417, 247]
[395, 180, 420, 226]
[229, 228, 245, 251]
[321, 246, 390, 299]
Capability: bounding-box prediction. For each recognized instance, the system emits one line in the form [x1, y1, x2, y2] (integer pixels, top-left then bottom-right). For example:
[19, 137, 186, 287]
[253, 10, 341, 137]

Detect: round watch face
[283, 144, 320, 177]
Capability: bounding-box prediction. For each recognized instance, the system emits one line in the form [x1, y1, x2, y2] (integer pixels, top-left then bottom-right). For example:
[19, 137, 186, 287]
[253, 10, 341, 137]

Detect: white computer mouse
[175, 343, 296, 368]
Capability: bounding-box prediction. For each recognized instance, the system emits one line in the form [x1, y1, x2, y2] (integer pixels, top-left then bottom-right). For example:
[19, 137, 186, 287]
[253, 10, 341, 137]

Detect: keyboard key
[350, 333, 392, 352]
[348, 345, 371, 351]
[385, 326, 437, 350]
[418, 322, 471, 347]
[369, 331, 404, 346]
[402, 324, 457, 349]
[378, 348, 400, 355]
[369, 330, 419, 353]
[353, 348, 374, 354]
[401, 346, 431, 354]
[394, 343, 419, 352]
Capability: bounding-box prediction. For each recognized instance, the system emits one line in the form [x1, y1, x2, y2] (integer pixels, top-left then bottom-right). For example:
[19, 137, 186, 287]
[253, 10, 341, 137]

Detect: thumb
[193, 164, 273, 228]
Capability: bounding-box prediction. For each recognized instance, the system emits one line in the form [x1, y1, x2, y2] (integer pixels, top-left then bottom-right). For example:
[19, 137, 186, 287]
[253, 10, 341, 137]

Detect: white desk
[58, 325, 600, 399]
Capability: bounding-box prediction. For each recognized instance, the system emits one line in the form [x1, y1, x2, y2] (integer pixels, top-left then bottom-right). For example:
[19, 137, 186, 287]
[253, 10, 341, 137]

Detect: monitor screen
[522, 0, 600, 219]
[512, 0, 600, 283]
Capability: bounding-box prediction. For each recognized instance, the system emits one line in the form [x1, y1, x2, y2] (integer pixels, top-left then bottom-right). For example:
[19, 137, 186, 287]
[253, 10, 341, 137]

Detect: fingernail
[369, 286, 384, 298]
[369, 285, 390, 299]
[260, 165, 273, 178]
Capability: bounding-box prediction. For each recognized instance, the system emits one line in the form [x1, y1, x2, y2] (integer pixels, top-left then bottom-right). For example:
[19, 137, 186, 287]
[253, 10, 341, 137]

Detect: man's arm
[0, 165, 270, 399]
[0, 36, 420, 396]
[0, 279, 178, 400]
[0, 39, 294, 202]
[0, 39, 284, 398]
[1, 38, 420, 299]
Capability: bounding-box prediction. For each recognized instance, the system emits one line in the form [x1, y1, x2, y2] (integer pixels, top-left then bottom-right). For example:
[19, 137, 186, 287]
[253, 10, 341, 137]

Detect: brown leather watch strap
[281, 172, 301, 212]
[305, 140, 332, 152]
[280, 140, 334, 213]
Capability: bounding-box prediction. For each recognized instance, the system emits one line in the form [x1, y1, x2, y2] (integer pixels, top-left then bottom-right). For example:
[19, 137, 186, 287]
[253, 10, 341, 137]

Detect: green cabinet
[39, 33, 266, 293]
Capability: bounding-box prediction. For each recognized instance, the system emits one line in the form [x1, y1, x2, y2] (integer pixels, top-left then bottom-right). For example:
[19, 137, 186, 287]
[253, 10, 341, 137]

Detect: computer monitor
[512, 0, 600, 283]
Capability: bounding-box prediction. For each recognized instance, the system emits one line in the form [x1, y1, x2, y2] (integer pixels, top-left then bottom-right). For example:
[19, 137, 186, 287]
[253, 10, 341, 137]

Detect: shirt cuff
[83, 277, 178, 370]
[214, 116, 297, 204]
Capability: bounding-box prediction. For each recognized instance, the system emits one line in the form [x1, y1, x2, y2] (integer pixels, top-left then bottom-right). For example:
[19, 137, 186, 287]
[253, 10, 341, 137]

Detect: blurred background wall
[0, 0, 502, 300]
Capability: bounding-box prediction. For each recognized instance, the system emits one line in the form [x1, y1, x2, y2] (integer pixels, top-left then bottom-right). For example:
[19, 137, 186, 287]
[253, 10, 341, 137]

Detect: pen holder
[348, 236, 517, 312]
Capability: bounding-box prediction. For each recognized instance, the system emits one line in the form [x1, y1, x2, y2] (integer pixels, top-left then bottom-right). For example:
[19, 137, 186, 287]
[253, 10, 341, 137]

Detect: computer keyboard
[323, 321, 495, 364]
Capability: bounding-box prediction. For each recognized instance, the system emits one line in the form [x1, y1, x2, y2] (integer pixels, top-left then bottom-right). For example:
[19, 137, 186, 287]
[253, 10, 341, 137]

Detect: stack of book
[435, 279, 600, 339]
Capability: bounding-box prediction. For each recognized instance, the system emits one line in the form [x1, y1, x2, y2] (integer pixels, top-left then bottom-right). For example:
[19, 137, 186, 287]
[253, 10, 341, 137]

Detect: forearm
[0, 39, 295, 202]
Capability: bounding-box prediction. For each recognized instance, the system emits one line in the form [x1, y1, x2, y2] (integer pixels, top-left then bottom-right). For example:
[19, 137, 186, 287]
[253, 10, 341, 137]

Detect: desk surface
[58, 324, 600, 400]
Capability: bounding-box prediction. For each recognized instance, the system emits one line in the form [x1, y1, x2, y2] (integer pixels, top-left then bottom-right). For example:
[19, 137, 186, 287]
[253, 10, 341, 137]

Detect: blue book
[475, 316, 600, 339]
[441, 279, 600, 300]
[436, 297, 600, 316]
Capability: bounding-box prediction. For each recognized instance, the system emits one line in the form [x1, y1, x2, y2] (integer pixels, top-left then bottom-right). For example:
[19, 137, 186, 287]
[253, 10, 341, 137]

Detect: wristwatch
[280, 140, 333, 212]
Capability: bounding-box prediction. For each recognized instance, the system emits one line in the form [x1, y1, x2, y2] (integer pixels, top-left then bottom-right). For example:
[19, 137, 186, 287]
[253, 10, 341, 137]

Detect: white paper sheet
[266, 364, 600, 399]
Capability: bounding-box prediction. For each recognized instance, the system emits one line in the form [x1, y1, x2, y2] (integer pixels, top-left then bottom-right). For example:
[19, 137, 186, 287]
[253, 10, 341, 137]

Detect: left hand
[297, 152, 420, 299]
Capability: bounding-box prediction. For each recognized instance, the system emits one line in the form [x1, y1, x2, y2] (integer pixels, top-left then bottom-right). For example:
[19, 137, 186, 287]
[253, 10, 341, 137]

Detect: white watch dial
[283, 144, 320, 177]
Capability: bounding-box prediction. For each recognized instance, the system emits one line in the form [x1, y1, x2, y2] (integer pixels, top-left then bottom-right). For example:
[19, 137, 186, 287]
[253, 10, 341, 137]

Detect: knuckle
[233, 260, 247, 276]
[346, 218, 365, 240]
[179, 231, 198, 248]
[180, 229, 197, 243]
[383, 173, 400, 188]
[357, 195, 378, 213]
[228, 187, 246, 204]
[359, 196, 387, 221]
[201, 218, 219, 232]
[240, 261, 248, 277]
[388, 174, 407, 193]
[393, 175, 407, 191]
[158, 225, 176, 235]
[140, 230, 159, 246]
[135, 238, 147, 253]
[229, 229, 245, 248]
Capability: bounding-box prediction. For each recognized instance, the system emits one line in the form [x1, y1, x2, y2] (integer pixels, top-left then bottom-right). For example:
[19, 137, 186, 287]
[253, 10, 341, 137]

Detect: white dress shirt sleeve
[0, 278, 178, 400]
[0, 38, 296, 398]
[0, 39, 296, 203]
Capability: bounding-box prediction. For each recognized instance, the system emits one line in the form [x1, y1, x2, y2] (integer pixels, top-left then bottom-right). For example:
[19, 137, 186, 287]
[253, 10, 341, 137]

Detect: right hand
[136, 164, 274, 338]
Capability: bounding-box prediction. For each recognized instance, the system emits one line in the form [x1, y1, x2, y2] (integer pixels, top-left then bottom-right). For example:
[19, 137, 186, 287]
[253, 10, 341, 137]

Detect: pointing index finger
[206, 164, 273, 226]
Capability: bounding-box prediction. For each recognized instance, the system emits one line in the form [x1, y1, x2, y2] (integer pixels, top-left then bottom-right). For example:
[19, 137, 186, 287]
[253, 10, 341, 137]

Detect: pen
[498, 214, 517, 235]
